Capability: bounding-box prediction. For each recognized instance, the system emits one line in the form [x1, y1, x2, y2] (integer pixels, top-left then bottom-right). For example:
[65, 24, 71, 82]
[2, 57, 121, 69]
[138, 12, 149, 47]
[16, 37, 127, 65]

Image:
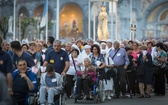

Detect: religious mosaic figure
[97, 6, 109, 40]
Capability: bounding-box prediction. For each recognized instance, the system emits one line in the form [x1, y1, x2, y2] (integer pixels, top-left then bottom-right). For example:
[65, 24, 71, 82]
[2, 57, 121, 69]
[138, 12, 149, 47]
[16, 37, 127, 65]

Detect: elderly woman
[101, 50, 114, 100]
[136, 46, 153, 98]
[76, 58, 96, 100]
[81, 45, 92, 64]
[35, 43, 44, 66]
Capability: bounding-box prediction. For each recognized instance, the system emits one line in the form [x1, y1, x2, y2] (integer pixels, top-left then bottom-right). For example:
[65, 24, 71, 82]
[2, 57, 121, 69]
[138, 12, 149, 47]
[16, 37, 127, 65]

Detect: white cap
[84, 45, 91, 49]
[101, 42, 106, 45]
[72, 44, 80, 53]
[94, 41, 100, 46]
[106, 39, 112, 43]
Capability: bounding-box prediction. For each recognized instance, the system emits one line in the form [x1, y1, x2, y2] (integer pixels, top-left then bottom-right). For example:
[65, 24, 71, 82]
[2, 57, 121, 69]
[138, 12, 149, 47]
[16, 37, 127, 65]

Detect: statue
[8, 16, 13, 33]
[97, 6, 108, 40]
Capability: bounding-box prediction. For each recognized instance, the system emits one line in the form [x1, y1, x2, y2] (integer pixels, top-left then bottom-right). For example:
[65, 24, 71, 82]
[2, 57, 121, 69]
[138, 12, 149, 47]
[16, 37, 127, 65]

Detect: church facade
[1, 0, 168, 41]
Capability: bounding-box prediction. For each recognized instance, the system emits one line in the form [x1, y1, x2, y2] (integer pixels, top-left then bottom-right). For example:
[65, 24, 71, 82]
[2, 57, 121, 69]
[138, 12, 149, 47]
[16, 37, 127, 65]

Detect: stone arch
[159, 9, 168, 21]
[142, 0, 168, 24]
[59, 3, 83, 39]
[140, 0, 168, 39]
[33, 4, 52, 20]
[18, 6, 29, 17]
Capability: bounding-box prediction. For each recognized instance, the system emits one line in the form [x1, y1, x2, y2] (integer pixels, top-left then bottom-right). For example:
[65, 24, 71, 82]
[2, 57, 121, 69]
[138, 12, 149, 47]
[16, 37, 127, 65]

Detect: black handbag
[153, 63, 164, 75]
[106, 57, 115, 79]
[136, 65, 145, 76]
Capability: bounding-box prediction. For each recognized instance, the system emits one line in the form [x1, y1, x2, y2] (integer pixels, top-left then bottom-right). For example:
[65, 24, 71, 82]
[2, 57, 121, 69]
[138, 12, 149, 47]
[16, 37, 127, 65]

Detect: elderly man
[0, 72, 12, 105]
[43, 40, 70, 76]
[109, 40, 129, 98]
[65, 42, 72, 55]
[1, 40, 14, 58]
[39, 64, 63, 105]
[12, 59, 38, 105]
[0, 36, 13, 95]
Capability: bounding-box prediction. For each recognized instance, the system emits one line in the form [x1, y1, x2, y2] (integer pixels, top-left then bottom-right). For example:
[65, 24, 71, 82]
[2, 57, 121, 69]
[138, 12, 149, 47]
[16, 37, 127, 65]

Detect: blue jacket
[12, 68, 38, 105]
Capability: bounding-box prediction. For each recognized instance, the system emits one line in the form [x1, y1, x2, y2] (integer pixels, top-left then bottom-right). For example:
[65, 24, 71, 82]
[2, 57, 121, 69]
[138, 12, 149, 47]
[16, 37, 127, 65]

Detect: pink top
[132, 50, 140, 59]
[77, 66, 96, 82]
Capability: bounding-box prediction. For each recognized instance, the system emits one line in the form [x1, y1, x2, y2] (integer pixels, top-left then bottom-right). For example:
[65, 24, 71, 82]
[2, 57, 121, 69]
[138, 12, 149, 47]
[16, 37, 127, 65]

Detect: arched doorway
[18, 6, 29, 17]
[60, 3, 83, 40]
[33, 5, 52, 40]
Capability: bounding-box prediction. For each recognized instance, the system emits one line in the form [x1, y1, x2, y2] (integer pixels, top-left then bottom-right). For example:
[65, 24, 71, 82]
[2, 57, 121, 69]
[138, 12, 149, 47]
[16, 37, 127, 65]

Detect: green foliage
[17, 17, 35, 39]
[0, 17, 9, 39]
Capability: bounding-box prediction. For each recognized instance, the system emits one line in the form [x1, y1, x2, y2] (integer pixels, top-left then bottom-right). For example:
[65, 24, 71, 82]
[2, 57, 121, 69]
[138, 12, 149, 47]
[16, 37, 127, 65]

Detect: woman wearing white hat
[101, 50, 114, 100]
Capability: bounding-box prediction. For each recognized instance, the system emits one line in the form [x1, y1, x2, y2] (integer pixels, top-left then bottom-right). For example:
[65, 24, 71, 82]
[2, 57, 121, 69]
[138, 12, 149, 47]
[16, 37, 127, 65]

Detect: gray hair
[2, 40, 9, 46]
[113, 40, 120, 45]
[87, 38, 93, 43]
[53, 39, 62, 45]
[65, 42, 72, 46]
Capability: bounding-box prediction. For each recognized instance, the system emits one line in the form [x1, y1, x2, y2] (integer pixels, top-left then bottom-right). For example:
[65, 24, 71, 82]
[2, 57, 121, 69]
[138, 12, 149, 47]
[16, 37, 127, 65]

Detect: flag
[40, 0, 48, 28]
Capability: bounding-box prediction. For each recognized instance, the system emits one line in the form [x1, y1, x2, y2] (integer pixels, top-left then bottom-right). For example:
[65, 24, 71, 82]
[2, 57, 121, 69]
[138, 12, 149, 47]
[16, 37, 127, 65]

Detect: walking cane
[125, 71, 132, 99]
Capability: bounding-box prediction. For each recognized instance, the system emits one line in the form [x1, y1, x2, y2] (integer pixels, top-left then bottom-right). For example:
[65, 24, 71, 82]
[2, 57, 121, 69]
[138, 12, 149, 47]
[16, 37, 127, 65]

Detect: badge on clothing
[117, 53, 121, 56]
[52, 78, 57, 82]
[50, 60, 54, 63]
[60, 57, 63, 61]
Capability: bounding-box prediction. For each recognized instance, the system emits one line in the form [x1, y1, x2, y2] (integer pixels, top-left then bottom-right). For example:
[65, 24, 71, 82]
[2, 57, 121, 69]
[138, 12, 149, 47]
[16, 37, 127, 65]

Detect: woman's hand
[82, 74, 86, 79]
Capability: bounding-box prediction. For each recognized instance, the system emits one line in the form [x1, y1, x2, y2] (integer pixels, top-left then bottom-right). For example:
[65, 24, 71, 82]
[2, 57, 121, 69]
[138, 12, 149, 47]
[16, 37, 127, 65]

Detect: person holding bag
[65, 49, 82, 98]
[76, 58, 96, 100]
[153, 43, 167, 96]
[101, 50, 114, 100]
[136, 46, 153, 98]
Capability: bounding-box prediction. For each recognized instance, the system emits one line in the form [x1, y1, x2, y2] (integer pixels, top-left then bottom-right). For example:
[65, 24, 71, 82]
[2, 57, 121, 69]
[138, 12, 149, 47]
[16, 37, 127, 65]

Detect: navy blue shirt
[0, 48, 13, 75]
[45, 49, 69, 74]
[13, 51, 35, 68]
[45, 45, 53, 57]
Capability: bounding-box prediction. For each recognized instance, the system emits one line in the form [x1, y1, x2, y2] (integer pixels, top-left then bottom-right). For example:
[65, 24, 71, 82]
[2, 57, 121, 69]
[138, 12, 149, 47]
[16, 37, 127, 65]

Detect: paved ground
[65, 90, 168, 105]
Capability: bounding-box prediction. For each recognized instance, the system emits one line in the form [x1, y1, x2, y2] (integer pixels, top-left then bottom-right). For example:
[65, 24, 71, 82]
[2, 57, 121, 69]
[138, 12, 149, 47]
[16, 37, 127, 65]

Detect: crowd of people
[0, 35, 168, 105]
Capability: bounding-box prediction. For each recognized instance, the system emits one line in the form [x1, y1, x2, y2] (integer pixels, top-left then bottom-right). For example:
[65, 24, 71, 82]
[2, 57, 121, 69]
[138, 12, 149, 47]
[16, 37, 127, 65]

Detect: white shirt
[66, 56, 82, 75]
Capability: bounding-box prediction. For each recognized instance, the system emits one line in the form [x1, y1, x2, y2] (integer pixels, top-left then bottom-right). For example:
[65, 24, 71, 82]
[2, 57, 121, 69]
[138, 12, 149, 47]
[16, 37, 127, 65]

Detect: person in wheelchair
[39, 64, 63, 105]
[76, 58, 96, 100]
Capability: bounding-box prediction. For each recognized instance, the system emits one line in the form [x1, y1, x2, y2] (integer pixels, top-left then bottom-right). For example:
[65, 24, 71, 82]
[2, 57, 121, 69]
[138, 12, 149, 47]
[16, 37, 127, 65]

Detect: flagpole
[56, 0, 60, 39]
[13, 0, 16, 40]
[45, 0, 48, 43]
[130, 0, 132, 40]
[88, 0, 91, 39]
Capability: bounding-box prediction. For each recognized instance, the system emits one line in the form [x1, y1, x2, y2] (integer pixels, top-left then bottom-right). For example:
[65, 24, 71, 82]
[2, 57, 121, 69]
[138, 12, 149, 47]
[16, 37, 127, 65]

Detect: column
[13, 0, 16, 40]
[88, 0, 91, 38]
[56, 0, 60, 39]
[93, 2, 96, 41]
[130, 0, 132, 40]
